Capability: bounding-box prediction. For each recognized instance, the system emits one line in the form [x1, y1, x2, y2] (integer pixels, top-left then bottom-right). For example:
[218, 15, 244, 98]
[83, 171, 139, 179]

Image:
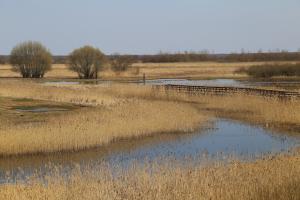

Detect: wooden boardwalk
[155, 84, 300, 99]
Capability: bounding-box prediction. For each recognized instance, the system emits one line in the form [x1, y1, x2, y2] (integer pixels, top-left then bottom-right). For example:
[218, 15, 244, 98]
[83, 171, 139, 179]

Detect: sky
[0, 0, 300, 55]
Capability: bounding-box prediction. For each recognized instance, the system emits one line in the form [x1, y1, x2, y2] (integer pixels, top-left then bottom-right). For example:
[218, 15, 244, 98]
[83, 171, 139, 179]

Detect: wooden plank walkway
[154, 84, 300, 99]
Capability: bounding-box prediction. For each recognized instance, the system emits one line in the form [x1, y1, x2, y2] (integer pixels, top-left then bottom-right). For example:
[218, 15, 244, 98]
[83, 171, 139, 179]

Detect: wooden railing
[153, 84, 300, 99]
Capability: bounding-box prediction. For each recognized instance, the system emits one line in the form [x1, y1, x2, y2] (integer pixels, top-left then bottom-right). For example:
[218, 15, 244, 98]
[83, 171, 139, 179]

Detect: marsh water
[1, 119, 299, 183]
[143, 79, 300, 90]
[43, 78, 300, 90]
[16, 107, 69, 113]
[2, 78, 299, 183]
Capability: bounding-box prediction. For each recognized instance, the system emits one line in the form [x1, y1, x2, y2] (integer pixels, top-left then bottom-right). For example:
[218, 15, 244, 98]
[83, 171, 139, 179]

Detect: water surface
[43, 78, 300, 90]
[15, 107, 69, 113]
[1, 119, 299, 183]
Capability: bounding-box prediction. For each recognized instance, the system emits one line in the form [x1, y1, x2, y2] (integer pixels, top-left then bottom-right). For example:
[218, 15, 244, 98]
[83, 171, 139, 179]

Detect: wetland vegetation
[1, 0, 300, 198]
[0, 76, 299, 200]
[1, 43, 300, 200]
[1, 151, 300, 200]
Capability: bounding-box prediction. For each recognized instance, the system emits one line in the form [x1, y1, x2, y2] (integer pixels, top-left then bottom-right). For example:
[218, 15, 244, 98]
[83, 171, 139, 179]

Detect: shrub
[111, 55, 133, 73]
[68, 46, 106, 79]
[10, 41, 52, 78]
[242, 63, 300, 78]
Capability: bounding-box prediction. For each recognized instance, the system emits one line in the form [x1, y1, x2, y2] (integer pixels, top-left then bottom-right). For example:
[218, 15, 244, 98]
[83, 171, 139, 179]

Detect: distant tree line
[52, 56, 67, 64]
[136, 52, 300, 63]
[220, 52, 300, 62]
[51, 51, 300, 64]
[2, 51, 300, 65]
[0, 55, 8, 64]
[2, 41, 300, 79]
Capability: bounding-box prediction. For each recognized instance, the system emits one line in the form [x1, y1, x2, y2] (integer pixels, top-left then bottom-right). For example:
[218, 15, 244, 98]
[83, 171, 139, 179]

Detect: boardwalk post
[143, 73, 146, 85]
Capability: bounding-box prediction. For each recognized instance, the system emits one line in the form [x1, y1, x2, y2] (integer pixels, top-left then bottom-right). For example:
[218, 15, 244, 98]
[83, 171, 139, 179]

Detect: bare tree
[10, 41, 52, 78]
[111, 54, 133, 73]
[68, 46, 106, 79]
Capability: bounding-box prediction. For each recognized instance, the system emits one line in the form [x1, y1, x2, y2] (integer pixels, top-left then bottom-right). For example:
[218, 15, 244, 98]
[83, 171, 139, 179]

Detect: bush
[111, 55, 133, 73]
[10, 41, 52, 78]
[243, 63, 300, 78]
[68, 46, 106, 79]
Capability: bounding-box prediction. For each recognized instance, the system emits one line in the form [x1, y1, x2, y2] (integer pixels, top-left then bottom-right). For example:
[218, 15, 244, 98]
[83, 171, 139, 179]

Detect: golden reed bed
[0, 79, 299, 156]
[0, 79, 299, 200]
[0, 80, 208, 156]
[1, 151, 299, 200]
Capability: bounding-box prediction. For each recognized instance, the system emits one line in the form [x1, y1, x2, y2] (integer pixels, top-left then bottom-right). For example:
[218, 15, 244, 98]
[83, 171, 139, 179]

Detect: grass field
[2, 62, 297, 80]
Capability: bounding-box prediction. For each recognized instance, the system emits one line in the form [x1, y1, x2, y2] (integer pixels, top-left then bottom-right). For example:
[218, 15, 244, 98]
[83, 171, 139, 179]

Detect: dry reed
[0, 80, 300, 199]
[0, 100, 206, 156]
[0, 151, 299, 200]
[0, 79, 300, 155]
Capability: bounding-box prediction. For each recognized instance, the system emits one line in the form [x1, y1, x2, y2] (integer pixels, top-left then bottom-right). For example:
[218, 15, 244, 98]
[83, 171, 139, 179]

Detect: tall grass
[0, 100, 206, 156]
[1, 80, 300, 199]
[104, 84, 300, 127]
[1, 151, 300, 200]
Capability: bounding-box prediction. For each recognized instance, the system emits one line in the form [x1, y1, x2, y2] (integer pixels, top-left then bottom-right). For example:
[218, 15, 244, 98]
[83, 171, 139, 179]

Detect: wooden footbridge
[154, 84, 300, 99]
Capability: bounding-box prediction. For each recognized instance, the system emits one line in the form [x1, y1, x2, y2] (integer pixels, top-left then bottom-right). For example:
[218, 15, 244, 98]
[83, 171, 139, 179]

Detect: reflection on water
[246, 80, 300, 90]
[142, 79, 244, 87]
[44, 81, 80, 85]
[0, 120, 299, 183]
[43, 79, 243, 87]
[143, 79, 300, 90]
[43, 79, 300, 90]
[15, 107, 69, 113]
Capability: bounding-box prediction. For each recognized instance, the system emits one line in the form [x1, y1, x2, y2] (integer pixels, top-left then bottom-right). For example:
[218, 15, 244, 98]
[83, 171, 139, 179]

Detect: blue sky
[0, 0, 300, 55]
